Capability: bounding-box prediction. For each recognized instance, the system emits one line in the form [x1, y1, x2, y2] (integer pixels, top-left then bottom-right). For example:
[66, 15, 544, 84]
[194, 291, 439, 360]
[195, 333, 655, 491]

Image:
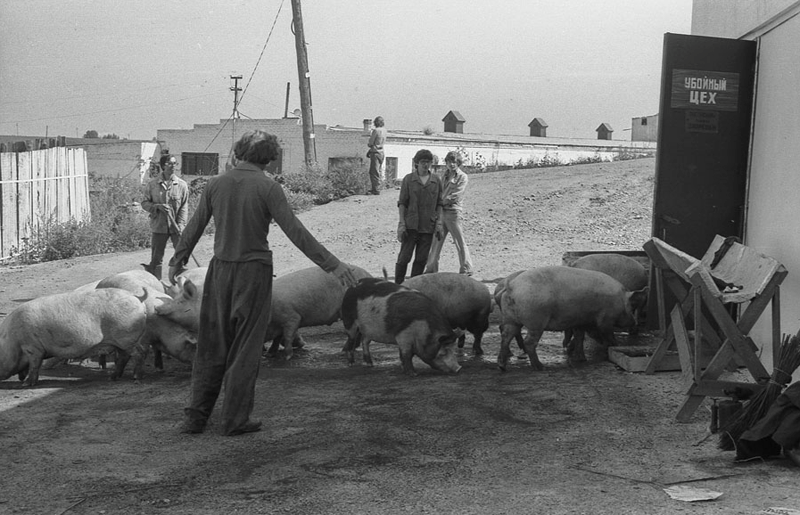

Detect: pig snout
[430, 341, 461, 374]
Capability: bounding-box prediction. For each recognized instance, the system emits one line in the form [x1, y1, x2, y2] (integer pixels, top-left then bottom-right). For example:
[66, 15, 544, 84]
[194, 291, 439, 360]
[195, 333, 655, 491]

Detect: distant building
[156, 117, 655, 182]
[0, 135, 161, 182]
[631, 114, 658, 142]
[596, 123, 614, 140]
[528, 118, 548, 137]
[442, 111, 466, 133]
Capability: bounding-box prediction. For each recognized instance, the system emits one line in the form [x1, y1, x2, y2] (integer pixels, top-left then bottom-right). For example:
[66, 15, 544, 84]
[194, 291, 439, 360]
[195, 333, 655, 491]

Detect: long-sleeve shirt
[170, 162, 340, 271]
[397, 172, 443, 233]
[141, 174, 189, 234]
[441, 167, 469, 211]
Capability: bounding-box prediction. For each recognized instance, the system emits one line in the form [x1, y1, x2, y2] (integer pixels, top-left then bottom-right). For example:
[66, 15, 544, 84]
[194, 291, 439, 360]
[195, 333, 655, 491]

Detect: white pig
[0, 288, 148, 386]
[497, 266, 648, 371]
[264, 265, 372, 359]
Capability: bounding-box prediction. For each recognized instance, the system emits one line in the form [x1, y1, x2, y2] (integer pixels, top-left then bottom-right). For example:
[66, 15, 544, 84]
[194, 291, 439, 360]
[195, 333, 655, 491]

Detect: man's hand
[397, 224, 407, 243]
[168, 264, 187, 285]
[331, 262, 358, 288]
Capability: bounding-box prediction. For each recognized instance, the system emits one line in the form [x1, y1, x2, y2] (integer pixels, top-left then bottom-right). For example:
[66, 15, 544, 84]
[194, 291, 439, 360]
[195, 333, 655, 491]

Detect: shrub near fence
[0, 147, 90, 260]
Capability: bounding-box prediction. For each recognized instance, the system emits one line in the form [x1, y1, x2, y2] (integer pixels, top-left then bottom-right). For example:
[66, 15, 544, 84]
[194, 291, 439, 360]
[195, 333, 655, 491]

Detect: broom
[718, 331, 800, 450]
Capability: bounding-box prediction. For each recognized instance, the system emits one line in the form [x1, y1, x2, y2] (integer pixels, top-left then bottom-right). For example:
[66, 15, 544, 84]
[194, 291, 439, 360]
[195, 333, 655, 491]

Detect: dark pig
[341, 278, 461, 375]
[0, 288, 148, 386]
[403, 272, 492, 355]
[264, 265, 372, 359]
[497, 266, 648, 371]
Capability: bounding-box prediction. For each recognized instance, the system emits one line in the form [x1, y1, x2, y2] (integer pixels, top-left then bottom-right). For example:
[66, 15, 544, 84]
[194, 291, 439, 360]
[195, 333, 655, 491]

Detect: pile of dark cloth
[736, 382, 800, 466]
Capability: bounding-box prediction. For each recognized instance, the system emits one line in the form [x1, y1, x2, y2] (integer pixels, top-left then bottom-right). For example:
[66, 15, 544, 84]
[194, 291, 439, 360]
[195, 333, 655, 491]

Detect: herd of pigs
[0, 253, 648, 386]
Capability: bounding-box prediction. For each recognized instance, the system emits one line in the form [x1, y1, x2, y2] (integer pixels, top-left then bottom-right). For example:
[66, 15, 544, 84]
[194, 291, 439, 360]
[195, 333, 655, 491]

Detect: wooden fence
[0, 147, 90, 259]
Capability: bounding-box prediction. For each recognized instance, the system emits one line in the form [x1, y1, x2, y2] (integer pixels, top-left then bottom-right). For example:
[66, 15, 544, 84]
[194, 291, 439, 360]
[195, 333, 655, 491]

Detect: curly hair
[234, 130, 281, 165]
[444, 151, 463, 166]
[373, 116, 384, 128]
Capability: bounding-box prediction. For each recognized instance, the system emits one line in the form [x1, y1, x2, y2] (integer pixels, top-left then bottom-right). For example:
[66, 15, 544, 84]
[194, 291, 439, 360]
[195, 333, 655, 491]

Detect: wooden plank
[75, 149, 90, 221]
[46, 148, 57, 225]
[688, 380, 765, 398]
[0, 152, 18, 258]
[671, 305, 694, 390]
[17, 151, 32, 241]
[35, 149, 46, 230]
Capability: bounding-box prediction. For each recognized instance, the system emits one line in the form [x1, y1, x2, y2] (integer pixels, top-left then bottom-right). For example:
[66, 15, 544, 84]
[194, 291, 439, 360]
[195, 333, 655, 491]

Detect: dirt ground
[1, 158, 798, 515]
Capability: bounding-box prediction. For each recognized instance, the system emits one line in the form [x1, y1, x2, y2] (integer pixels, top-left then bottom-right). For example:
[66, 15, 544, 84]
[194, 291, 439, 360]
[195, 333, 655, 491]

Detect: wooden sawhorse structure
[643, 235, 788, 422]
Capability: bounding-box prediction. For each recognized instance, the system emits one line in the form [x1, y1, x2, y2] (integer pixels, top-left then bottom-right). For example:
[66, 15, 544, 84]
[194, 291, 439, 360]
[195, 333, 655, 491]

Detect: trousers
[183, 258, 273, 435]
[425, 210, 473, 274]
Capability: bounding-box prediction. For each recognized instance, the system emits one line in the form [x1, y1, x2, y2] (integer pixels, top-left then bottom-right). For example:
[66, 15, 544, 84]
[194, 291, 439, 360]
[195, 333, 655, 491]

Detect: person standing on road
[394, 149, 444, 283]
[366, 116, 387, 195]
[424, 151, 474, 275]
[140, 154, 189, 280]
[168, 130, 358, 437]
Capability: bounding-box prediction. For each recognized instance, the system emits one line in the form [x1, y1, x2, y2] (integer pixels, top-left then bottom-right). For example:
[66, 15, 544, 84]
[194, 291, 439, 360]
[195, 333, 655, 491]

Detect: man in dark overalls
[169, 130, 358, 436]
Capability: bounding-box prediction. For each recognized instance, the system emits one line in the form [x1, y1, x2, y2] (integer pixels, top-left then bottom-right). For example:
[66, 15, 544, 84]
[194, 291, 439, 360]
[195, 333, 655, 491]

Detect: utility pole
[230, 74, 243, 148]
[290, 0, 316, 166]
[283, 82, 291, 119]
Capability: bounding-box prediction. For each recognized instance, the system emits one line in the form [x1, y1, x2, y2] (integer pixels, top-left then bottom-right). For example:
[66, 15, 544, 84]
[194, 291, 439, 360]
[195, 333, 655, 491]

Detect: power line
[0, 92, 218, 125]
[239, 0, 286, 106]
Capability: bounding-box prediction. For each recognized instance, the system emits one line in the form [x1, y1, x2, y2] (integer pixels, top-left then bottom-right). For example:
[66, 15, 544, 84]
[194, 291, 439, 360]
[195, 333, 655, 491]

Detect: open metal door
[652, 33, 756, 258]
[647, 33, 756, 329]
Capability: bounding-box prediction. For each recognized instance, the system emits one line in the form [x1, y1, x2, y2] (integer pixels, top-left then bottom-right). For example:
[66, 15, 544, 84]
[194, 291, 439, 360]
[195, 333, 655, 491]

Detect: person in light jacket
[140, 154, 189, 280]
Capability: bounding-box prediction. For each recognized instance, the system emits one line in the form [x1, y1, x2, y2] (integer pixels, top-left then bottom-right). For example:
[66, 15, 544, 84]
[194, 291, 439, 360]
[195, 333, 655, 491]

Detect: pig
[493, 270, 526, 354]
[563, 253, 649, 347]
[96, 273, 197, 370]
[403, 272, 492, 355]
[264, 266, 373, 359]
[341, 278, 461, 375]
[0, 288, 148, 386]
[162, 267, 208, 299]
[497, 266, 648, 371]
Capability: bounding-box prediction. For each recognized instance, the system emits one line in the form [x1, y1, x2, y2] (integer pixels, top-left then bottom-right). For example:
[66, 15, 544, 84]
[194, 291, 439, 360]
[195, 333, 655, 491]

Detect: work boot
[151, 265, 162, 280]
[394, 263, 408, 284]
[410, 261, 425, 278]
[141, 263, 153, 275]
[179, 418, 206, 434]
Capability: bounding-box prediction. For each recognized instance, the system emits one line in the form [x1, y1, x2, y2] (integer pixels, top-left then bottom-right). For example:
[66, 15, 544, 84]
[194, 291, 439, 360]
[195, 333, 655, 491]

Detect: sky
[0, 0, 694, 141]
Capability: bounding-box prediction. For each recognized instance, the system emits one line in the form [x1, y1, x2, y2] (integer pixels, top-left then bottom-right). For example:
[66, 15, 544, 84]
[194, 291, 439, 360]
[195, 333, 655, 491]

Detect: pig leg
[457, 331, 466, 349]
[111, 349, 131, 380]
[471, 331, 484, 356]
[520, 329, 544, 370]
[497, 321, 523, 371]
[20, 349, 45, 387]
[396, 336, 417, 376]
[362, 338, 374, 366]
[281, 318, 302, 361]
[265, 335, 282, 357]
[152, 348, 164, 370]
[566, 329, 587, 362]
[562, 329, 573, 350]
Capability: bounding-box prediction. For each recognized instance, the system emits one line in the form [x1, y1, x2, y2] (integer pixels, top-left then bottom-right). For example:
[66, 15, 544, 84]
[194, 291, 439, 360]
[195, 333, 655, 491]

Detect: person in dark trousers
[168, 130, 358, 436]
[140, 154, 189, 280]
[366, 116, 386, 195]
[394, 149, 444, 283]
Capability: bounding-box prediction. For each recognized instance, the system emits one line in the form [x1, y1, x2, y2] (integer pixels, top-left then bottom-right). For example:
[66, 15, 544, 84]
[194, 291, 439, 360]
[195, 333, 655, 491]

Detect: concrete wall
[158, 119, 365, 176]
[692, 0, 800, 366]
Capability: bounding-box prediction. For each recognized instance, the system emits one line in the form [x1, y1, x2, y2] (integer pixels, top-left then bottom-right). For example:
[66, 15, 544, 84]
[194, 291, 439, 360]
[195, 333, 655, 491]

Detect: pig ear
[183, 279, 197, 299]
